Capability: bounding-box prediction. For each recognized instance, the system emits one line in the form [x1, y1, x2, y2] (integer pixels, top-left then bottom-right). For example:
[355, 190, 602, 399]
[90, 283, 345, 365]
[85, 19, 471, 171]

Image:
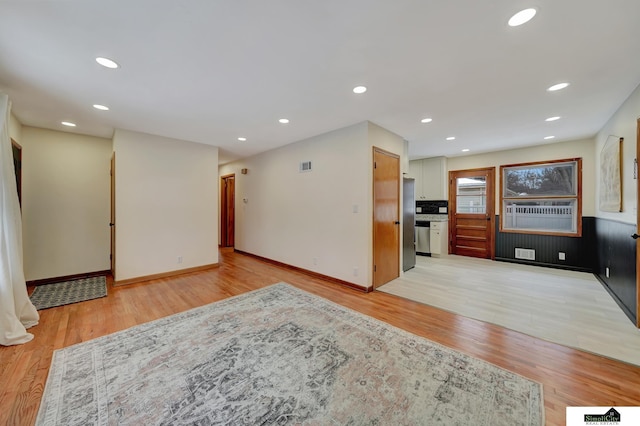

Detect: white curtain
[0, 93, 39, 346]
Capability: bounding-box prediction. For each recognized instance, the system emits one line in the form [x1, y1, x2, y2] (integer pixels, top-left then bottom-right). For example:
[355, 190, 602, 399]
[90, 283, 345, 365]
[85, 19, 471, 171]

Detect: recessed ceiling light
[545, 116, 561, 122]
[446, 136, 456, 141]
[61, 121, 76, 127]
[421, 118, 433, 123]
[508, 8, 537, 27]
[95, 57, 119, 69]
[462, 149, 470, 152]
[547, 82, 569, 92]
[93, 104, 109, 111]
[544, 136, 555, 140]
[237, 137, 247, 141]
[353, 86, 367, 94]
[279, 118, 290, 124]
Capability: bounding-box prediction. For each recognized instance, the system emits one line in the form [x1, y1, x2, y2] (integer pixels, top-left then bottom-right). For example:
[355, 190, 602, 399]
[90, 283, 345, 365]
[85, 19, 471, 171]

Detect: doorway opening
[636, 118, 640, 327]
[221, 174, 236, 248]
[11, 139, 21, 206]
[110, 153, 116, 276]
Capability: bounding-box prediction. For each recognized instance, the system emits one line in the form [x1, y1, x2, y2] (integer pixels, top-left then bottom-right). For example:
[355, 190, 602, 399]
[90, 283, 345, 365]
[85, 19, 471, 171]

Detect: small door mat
[30, 276, 107, 310]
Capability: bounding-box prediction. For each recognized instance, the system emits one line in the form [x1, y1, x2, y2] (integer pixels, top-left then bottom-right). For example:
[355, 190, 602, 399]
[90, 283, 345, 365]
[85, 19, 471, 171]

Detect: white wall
[447, 138, 597, 216]
[9, 112, 22, 142]
[220, 122, 372, 287]
[595, 82, 640, 224]
[368, 122, 406, 170]
[20, 127, 112, 281]
[113, 129, 219, 282]
[219, 121, 405, 289]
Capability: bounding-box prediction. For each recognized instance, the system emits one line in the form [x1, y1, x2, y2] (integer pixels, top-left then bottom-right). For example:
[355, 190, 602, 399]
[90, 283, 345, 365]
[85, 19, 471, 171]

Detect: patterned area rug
[29, 276, 107, 310]
[36, 283, 544, 425]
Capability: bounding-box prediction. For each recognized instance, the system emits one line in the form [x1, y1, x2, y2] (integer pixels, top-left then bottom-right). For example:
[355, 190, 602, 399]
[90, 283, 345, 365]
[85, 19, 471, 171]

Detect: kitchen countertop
[416, 214, 448, 222]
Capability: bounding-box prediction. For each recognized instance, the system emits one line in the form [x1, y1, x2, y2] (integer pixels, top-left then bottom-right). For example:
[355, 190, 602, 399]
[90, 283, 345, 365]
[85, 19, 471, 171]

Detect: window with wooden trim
[500, 158, 582, 236]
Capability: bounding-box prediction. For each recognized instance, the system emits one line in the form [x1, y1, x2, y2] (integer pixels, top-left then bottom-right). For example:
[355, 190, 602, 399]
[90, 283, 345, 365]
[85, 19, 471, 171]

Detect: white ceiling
[1, 1, 640, 164]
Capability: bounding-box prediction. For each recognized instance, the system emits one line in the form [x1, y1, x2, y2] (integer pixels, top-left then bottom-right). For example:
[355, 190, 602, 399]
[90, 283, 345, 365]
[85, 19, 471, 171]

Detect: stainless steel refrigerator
[402, 177, 416, 271]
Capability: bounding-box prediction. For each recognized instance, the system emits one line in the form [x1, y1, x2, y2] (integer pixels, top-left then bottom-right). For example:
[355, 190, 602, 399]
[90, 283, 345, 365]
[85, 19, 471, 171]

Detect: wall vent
[299, 161, 312, 172]
[515, 248, 535, 260]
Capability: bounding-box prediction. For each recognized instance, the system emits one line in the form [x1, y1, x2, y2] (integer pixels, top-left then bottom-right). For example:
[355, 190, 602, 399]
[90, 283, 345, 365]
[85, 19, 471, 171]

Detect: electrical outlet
[177, 256, 183, 264]
[605, 267, 610, 278]
[558, 252, 565, 261]
[353, 267, 358, 276]
[313, 257, 318, 266]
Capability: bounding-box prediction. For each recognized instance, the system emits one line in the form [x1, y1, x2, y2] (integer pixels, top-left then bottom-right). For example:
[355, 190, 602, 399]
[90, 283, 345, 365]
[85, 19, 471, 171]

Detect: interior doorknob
[632, 233, 639, 239]
[394, 221, 400, 225]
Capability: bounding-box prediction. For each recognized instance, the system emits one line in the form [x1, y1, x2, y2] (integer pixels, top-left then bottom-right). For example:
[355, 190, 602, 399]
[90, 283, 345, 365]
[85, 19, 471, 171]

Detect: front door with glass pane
[449, 168, 495, 259]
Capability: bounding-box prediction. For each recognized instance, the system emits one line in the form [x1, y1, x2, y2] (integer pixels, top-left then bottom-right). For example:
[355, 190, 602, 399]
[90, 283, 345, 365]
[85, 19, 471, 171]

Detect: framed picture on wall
[599, 135, 623, 212]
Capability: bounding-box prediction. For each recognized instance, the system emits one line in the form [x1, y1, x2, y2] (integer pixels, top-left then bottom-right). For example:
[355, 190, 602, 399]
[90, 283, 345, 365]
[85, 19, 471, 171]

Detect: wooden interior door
[110, 153, 116, 276]
[449, 167, 495, 259]
[373, 147, 400, 289]
[221, 174, 235, 247]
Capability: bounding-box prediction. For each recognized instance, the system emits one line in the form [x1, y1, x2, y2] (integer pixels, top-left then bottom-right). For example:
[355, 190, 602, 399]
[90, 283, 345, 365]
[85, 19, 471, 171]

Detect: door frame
[448, 167, 496, 259]
[372, 146, 401, 289]
[220, 173, 236, 248]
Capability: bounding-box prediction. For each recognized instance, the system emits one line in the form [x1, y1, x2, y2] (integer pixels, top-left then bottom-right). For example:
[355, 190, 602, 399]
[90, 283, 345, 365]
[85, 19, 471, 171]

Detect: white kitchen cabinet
[430, 221, 448, 257]
[409, 157, 448, 200]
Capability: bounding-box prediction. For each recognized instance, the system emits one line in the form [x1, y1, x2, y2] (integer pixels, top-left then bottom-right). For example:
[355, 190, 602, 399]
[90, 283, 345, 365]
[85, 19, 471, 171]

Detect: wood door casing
[221, 174, 235, 248]
[373, 147, 400, 289]
[449, 167, 495, 259]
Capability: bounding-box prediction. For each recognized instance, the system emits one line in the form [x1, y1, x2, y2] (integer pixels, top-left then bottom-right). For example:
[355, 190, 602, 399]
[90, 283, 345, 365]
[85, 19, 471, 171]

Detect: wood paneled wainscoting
[595, 217, 637, 325]
[495, 216, 597, 272]
[1, 249, 639, 425]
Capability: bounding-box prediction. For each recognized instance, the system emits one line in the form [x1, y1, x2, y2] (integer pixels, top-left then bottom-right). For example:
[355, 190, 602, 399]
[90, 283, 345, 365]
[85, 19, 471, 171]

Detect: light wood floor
[379, 255, 640, 366]
[1, 249, 640, 426]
